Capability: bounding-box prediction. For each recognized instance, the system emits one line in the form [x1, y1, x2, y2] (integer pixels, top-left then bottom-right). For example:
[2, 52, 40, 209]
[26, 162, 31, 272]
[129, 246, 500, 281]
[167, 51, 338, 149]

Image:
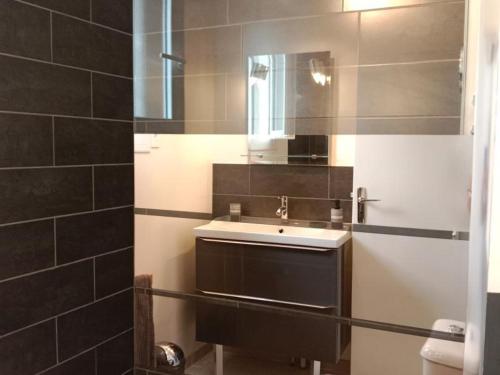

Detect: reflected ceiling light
[250, 62, 269, 85]
[309, 58, 331, 86]
[344, 0, 396, 11]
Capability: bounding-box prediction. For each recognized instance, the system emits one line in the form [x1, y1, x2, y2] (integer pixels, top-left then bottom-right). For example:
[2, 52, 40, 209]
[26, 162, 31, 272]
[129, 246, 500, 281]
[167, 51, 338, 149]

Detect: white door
[350, 135, 473, 375]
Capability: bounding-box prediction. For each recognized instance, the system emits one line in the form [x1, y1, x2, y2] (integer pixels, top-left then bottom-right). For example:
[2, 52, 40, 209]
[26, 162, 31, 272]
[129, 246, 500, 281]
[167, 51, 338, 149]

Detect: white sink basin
[193, 220, 351, 249]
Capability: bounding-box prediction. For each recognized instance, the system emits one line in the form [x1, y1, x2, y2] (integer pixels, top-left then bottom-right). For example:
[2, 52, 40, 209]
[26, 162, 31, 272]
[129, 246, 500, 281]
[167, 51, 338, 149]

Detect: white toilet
[420, 319, 465, 375]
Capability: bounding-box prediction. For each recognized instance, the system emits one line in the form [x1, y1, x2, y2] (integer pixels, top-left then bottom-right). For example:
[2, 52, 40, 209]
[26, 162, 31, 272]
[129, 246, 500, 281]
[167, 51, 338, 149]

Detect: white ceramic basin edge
[193, 220, 351, 249]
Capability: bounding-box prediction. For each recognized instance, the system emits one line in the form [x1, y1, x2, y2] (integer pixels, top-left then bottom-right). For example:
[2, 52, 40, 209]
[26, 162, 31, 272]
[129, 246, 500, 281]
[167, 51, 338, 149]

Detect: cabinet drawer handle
[199, 290, 336, 310]
[200, 238, 334, 252]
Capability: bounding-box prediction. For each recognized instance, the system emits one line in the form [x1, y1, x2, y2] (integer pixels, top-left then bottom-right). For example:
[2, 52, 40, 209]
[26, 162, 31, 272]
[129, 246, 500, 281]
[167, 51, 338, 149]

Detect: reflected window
[248, 54, 288, 139]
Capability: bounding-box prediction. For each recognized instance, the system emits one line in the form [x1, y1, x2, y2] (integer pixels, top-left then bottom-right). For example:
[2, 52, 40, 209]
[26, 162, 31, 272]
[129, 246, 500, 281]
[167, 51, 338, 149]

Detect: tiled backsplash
[213, 164, 354, 222]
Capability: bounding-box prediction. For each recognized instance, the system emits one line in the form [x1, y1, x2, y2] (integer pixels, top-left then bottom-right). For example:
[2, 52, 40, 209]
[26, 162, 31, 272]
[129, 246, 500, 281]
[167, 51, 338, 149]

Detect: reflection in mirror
[246, 135, 330, 165]
[247, 52, 333, 139]
[134, 0, 465, 136]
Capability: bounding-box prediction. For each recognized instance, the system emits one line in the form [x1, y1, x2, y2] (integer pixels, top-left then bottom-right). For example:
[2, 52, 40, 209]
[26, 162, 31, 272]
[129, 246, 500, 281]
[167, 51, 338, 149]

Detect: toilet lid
[420, 319, 465, 369]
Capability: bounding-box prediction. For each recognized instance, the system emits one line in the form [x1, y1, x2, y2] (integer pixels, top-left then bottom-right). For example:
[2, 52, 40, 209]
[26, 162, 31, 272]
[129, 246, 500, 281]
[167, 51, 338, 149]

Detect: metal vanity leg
[311, 360, 321, 375]
[215, 344, 223, 375]
[299, 358, 307, 368]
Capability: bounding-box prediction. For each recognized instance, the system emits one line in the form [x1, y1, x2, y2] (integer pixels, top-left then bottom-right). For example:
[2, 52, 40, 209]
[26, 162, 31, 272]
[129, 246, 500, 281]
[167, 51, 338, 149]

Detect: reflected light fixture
[250, 62, 270, 86]
[309, 58, 331, 86]
[344, 0, 395, 11]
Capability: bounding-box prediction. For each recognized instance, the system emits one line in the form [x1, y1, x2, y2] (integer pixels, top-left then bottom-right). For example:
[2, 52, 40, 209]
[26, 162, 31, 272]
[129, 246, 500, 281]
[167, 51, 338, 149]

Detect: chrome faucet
[276, 196, 288, 220]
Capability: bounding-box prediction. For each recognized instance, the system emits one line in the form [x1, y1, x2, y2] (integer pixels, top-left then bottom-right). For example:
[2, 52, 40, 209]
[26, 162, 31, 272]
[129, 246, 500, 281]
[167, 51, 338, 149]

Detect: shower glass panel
[133, 1, 471, 374]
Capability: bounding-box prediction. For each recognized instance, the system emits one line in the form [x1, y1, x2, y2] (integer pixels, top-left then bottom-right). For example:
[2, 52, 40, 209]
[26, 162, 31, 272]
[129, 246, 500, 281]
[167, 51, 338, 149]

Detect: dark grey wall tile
[2, 0, 134, 368]
[342, 200, 353, 223]
[172, 0, 227, 30]
[42, 351, 96, 375]
[0, 321, 56, 375]
[287, 198, 329, 221]
[0, 260, 93, 335]
[243, 12, 358, 67]
[330, 167, 353, 200]
[54, 118, 133, 165]
[94, 165, 134, 209]
[143, 120, 185, 134]
[134, 122, 147, 133]
[213, 194, 279, 218]
[250, 165, 329, 198]
[92, 73, 133, 120]
[213, 164, 249, 195]
[95, 248, 133, 299]
[344, 0, 454, 10]
[178, 74, 226, 121]
[0, 113, 53, 167]
[173, 26, 242, 75]
[357, 61, 461, 117]
[0, 0, 51, 61]
[92, 0, 132, 33]
[355, 117, 461, 135]
[484, 293, 500, 375]
[96, 330, 134, 375]
[0, 219, 54, 280]
[52, 14, 132, 77]
[229, 0, 342, 23]
[0, 55, 91, 116]
[22, 0, 90, 20]
[184, 120, 246, 134]
[0, 167, 92, 224]
[56, 207, 133, 264]
[57, 290, 133, 360]
[359, 2, 464, 64]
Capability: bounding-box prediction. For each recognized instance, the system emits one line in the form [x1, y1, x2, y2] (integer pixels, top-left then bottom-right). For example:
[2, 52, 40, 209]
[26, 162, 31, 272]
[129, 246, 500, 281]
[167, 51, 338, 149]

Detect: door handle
[357, 187, 381, 224]
[358, 197, 381, 203]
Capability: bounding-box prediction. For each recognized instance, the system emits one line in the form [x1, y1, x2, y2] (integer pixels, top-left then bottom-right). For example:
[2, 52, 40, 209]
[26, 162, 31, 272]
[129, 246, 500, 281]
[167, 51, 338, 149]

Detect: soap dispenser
[331, 200, 344, 224]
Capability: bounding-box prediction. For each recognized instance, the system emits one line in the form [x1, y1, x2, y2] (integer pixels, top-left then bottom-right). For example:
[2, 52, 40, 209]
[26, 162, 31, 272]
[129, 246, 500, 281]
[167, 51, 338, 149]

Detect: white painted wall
[135, 214, 208, 354]
[135, 135, 248, 213]
[351, 328, 426, 375]
[353, 135, 473, 231]
[352, 233, 469, 328]
[351, 135, 473, 375]
[135, 135, 248, 356]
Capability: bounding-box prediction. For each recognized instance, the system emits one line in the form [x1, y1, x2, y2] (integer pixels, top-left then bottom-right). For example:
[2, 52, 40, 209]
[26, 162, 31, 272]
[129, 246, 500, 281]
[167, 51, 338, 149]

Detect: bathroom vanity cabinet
[194, 235, 352, 363]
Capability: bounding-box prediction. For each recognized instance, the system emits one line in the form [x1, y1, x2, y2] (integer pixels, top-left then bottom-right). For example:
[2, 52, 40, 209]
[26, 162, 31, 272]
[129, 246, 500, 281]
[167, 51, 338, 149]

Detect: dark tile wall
[213, 164, 353, 222]
[484, 293, 500, 375]
[0, 1, 134, 375]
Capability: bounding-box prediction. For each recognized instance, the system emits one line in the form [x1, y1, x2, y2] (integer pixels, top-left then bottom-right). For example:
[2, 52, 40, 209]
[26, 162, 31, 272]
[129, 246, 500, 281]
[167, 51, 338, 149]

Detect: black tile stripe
[135, 206, 469, 242]
[135, 207, 214, 221]
[352, 224, 469, 241]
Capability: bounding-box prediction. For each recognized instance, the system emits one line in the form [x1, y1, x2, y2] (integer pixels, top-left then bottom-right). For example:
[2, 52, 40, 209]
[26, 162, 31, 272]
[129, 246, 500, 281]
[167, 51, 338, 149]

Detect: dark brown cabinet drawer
[196, 238, 340, 308]
[196, 301, 338, 363]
